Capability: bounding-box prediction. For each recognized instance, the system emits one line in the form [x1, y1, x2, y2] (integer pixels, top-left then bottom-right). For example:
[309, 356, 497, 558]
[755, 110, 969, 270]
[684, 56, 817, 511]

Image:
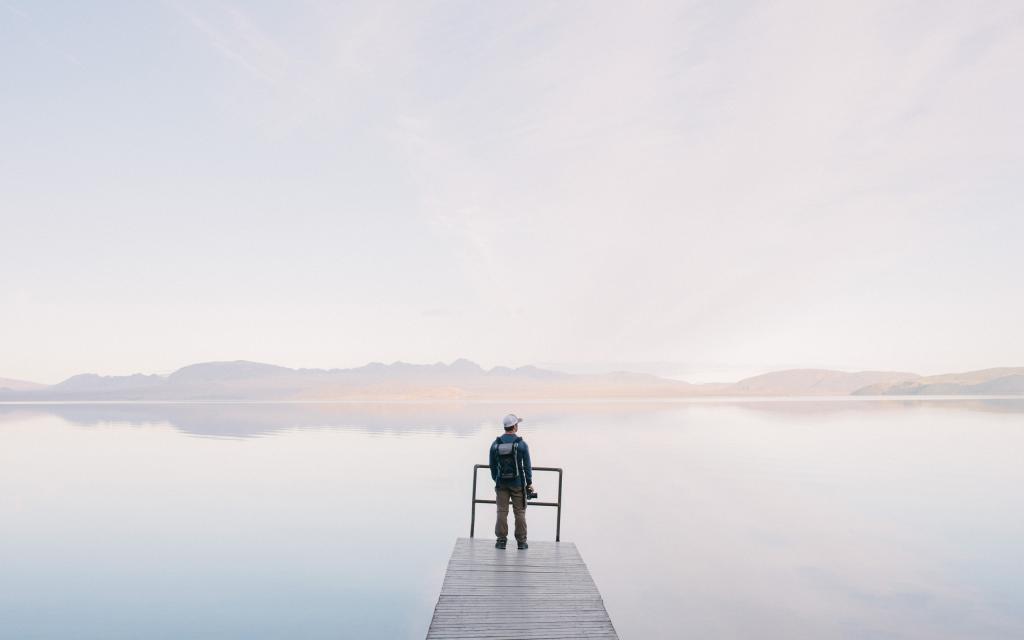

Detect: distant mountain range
[1, 360, 1022, 401]
[852, 368, 1024, 396]
[0, 377, 47, 392]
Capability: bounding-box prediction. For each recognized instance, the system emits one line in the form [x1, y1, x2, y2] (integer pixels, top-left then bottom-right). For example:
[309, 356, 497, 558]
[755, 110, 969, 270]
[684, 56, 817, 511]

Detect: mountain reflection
[2, 398, 1022, 439]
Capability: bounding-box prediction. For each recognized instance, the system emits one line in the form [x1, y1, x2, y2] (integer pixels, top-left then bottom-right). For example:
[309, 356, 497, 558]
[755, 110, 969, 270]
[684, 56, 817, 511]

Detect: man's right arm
[521, 441, 533, 488]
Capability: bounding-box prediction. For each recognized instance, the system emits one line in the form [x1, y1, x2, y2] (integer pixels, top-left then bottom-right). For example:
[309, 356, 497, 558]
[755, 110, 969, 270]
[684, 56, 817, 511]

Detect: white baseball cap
[502, 414, 522, 429]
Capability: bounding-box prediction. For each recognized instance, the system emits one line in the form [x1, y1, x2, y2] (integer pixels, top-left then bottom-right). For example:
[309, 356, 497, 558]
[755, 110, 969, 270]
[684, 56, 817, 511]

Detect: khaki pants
[495, 486, 527, 543]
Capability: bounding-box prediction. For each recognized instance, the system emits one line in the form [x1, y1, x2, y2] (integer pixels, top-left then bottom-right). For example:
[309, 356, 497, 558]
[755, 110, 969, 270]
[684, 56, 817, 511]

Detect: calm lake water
[1, 399, 1022, 639]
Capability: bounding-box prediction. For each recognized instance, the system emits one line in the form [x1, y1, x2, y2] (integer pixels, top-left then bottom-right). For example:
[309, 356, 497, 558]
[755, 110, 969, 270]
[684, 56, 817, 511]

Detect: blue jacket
[489, 434, 532, 488]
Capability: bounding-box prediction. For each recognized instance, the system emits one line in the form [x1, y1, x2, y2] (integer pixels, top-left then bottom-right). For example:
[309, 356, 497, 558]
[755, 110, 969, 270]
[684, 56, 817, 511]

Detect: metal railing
[470, 465, 564, 542]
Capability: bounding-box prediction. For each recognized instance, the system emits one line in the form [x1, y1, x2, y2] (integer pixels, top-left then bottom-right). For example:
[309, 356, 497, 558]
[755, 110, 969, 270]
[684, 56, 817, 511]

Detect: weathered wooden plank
[426, 538, 619, 640]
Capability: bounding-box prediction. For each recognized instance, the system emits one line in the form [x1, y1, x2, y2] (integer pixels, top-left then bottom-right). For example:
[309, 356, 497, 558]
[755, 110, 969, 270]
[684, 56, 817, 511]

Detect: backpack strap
[512, 438, 524, 485]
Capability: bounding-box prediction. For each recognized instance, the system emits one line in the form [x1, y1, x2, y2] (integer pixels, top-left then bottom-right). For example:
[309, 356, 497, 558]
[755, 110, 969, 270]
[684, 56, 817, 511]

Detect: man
[489, 413, 534, 550]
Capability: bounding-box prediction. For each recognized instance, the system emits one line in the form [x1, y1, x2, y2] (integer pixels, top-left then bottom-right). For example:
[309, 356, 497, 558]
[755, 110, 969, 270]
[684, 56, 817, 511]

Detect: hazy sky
[2, 1, 1022, 384]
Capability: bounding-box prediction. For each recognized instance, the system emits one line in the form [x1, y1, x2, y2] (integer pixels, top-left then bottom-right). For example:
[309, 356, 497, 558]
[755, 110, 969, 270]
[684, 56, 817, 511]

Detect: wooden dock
[426, 538, 619, 639]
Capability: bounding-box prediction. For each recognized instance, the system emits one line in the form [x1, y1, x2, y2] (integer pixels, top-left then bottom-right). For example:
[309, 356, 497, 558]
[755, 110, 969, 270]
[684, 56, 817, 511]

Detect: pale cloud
[1, 0, 1021, 382]
[167, 4, 270, 81]
[3, 2, 82, 66]
[386, 1, 1024, 371]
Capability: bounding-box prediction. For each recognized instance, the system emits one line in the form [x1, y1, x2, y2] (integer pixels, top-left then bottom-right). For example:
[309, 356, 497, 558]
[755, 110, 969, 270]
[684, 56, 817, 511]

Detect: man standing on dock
[490, 413, 534, 550]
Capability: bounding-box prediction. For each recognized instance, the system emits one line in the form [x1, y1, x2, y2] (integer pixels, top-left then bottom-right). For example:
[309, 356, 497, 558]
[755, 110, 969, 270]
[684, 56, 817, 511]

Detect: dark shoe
[495, 538, 507, 549]
[517, 541, 528, 550]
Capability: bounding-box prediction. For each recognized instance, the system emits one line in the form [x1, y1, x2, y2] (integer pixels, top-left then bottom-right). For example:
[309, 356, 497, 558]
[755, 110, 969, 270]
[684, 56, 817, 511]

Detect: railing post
[470, 465, 479, 538]
[556, 469, 563, 542]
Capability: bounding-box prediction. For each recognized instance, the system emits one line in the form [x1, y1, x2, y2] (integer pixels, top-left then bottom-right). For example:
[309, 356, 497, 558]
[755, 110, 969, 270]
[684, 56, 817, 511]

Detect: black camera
[526, 489, 538, 500]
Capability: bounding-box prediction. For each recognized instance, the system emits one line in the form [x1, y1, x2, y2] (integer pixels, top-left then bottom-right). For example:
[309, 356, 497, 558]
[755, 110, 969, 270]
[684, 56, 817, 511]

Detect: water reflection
[2, 397, 1022, 438]
[0, 402, 490, 438]
[1, 399, 1022, 639]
